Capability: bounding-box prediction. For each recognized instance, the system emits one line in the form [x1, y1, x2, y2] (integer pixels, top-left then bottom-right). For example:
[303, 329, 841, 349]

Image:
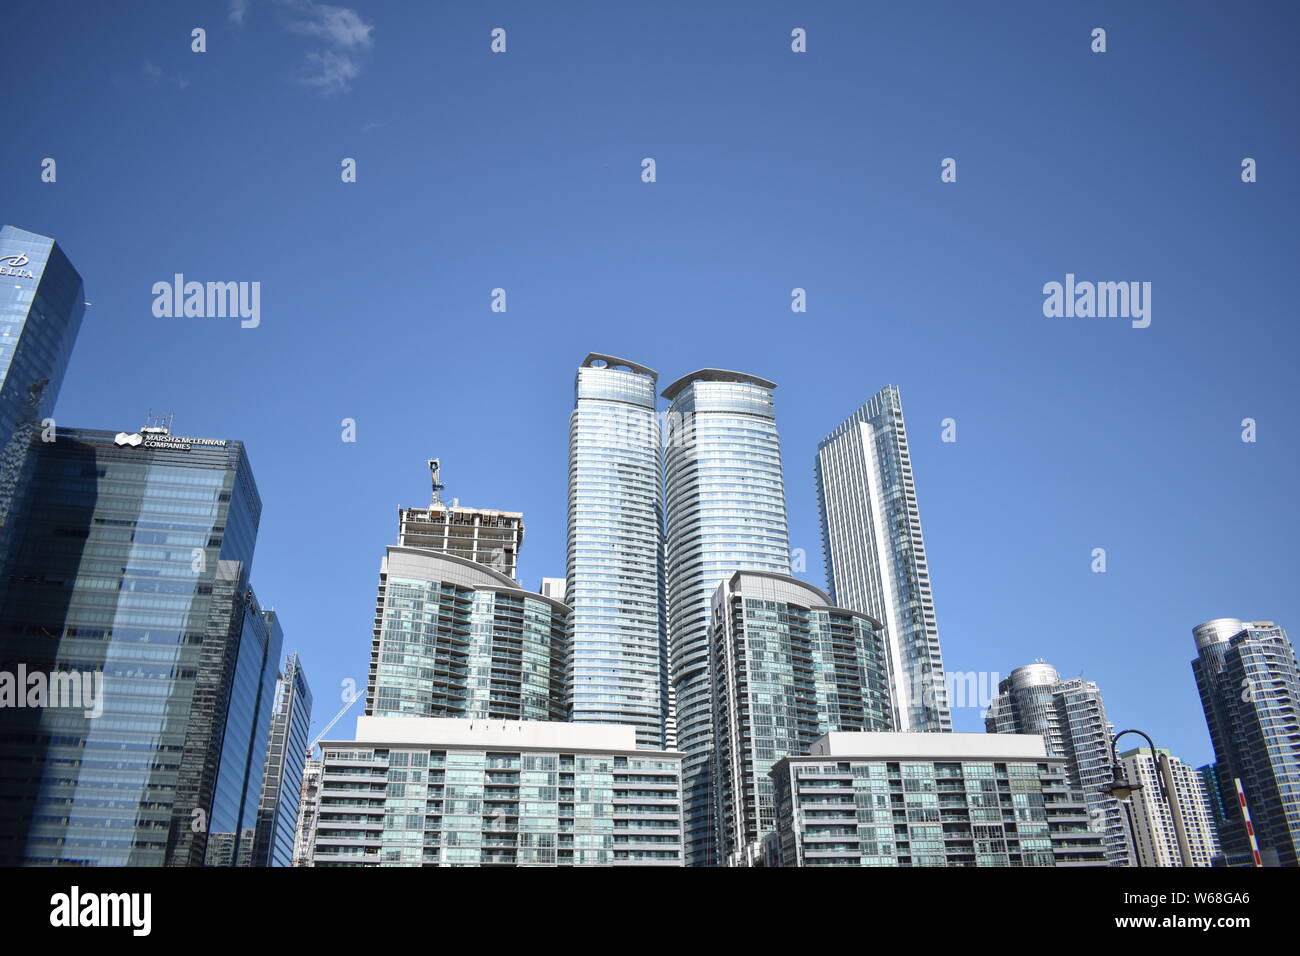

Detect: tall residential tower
[663, 369, 792, 866]
[1192, 618, 1300, 867]
[565, 355, 667, 748]
[985, 662, 1133, 865]
[814, 385, 950, 732]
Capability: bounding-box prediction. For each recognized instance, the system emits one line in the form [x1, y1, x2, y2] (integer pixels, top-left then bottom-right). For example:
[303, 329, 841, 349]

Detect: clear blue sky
[4, 1, 1297, 766]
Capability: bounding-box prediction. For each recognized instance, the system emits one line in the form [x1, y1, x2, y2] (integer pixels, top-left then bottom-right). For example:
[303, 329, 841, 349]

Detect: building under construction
[397, 458, 525, 581]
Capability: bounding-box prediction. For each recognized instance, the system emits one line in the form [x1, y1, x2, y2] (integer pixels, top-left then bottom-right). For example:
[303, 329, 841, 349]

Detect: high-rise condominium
[814, 385, 950, 732]
[1192, 618, 1300, 867]
[312, 718, 685, 867]
[250, 652, 314, 867]
[365, 547, 570, 722]
[769, 732, 1108, 867]
[566, 354, 667, 748]
[663, 369, 791, 867]
[1118, 747, 1221, 867]
[710, 571, 892, 866]
[985, 662, 1133, 865]
[0, 421, 280, 865]
[0, 226, 86, 596]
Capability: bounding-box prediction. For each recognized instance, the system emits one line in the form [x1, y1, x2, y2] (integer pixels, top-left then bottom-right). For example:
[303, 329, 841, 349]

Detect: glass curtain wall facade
[662, 370, 792, 867]
[985, 662, 1134, 865]
[566, 354, 666, 749]
[709, 571, 892, 866]
[1192, 618, 1300, 867]
[366, 546, 570, 722]
[205, 595, 284, 865]
[0, 226, 86, 599]
[250, 651, 313, 866]
[0, 426, 276, 866]
[814, 385, 950, 732]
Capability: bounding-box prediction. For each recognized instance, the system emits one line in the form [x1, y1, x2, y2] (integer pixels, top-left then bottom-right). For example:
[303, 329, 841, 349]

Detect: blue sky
[3, 1, 1297, 765]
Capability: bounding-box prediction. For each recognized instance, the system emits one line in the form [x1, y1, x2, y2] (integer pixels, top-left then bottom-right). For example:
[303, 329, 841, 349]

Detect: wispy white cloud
[142, 59, 190, 91]
[285, 1, 373, 49]
[224, 0, 375, 95]
[301, 49, 364, 95]
[280, 0, 374, 95]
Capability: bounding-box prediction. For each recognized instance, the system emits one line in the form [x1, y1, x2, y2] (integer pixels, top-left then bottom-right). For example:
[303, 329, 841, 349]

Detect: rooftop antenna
[429, 458, 446, 507]
[141, 409, 173, 435]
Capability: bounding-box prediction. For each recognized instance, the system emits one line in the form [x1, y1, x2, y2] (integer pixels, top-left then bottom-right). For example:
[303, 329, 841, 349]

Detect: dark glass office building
[0, 226, 86, 595]
[250, 651, 313, 867]
[0, 424, 280, 866]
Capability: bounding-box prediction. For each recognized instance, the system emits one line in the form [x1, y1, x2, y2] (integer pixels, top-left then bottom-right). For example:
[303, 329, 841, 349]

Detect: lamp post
[1102, 729, 1194, 867]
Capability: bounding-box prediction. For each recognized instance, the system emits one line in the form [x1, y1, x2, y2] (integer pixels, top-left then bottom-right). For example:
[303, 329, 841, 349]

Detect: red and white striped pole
[1234, 778, 1262, 867]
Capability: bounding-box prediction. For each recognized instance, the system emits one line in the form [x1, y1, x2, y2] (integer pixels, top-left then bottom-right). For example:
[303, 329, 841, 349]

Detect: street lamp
[1104, 728, 1194, 867]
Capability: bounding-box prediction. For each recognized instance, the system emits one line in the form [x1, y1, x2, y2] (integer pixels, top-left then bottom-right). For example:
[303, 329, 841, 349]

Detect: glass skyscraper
[366, 546, 570, 722]
[204, 594, 284, 866]
[250, 651, 314, 867]
[0, 226, 85, 452]
[662, 369, 791, 867]
[709, 571, 892, 866]
[0, 423, 279, 866]
[814, 385, 951, 732]
[0, 225, 86, 596]
[1192, 618, 1300, 867]
[565, 354, 666, 749]
[985, 662, 1134, 865]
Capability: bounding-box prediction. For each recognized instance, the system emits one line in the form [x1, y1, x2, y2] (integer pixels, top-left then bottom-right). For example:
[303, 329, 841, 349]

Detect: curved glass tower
[662, 369, 791, 866]
[566, 354, 667, 748]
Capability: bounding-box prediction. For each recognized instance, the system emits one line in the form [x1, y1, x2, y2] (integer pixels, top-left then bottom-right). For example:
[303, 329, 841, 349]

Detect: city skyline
[5, 310, 1289, 774]
[4, 0, 1297, 827]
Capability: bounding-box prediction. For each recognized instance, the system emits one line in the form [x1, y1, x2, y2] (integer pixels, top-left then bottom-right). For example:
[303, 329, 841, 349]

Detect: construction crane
[429, 458, 446, 507]
[308, 688, 365, 756]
